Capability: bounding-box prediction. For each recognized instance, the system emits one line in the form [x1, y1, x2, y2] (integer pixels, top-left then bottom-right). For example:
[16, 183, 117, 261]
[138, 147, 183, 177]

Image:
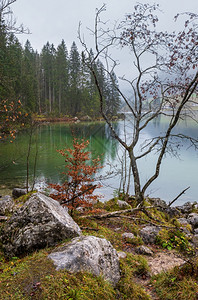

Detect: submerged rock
[48, 235, 120, 285]
[1, 192, 81, 257]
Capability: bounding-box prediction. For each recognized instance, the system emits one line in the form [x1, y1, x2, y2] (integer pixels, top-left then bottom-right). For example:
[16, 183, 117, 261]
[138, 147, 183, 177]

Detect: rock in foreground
[48, 235, 120, 285]
[1, 193, 81, 257]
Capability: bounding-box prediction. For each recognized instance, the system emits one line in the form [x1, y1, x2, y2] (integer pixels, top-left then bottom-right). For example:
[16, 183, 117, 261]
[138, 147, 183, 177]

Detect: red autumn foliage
[0, 99, 29, 142]
[49, 137, 102, 215]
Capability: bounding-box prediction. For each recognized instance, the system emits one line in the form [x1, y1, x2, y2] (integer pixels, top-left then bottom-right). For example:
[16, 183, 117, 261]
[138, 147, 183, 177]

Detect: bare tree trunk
[128, 149, 144, 203]
[126, 160, 132, 197]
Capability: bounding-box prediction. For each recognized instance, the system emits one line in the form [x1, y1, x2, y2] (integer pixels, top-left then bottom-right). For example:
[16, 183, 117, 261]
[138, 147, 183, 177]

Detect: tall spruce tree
[55, 39, 69, 114]
[7, 34, 22, 100]
[69, 41, 81, 115]
[40, 42, 56, 113]
[0, 15, 12, 98]
[21, 40, 38, 112]
[106, 71, 120, 116]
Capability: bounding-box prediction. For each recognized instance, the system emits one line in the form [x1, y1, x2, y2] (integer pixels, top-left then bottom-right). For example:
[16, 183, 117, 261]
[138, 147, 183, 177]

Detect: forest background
[0, 31, 121, 119]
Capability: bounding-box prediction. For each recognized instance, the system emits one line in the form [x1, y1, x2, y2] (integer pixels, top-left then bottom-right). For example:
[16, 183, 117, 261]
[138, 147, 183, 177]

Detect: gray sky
[12, 0, 197, 53]
[11, 0, 197, 85]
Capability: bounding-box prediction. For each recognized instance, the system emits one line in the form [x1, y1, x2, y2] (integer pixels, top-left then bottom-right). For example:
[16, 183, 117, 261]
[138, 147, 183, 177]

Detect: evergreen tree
[7, 34, 23, 99]
[68, 41, 81, 115]
[0, 16, 13, 99]
[55, 39, 69, 114]
[40, 42, 56, 113]
[0, 33, 121, 117]
[21, 40, 38, 112]
[106, 71, 120, 116]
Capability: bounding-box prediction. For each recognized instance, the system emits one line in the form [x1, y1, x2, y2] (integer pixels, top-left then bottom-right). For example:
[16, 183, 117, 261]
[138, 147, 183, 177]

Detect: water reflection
[0, 122, 119, 190]
[0, 117, 197, 205]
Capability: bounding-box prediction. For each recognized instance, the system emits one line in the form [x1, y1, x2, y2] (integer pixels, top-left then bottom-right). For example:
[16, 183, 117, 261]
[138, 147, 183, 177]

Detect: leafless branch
[168, 186, 190, 207]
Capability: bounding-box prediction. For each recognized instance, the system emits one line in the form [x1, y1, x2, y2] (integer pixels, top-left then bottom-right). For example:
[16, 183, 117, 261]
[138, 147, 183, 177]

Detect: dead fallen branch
[80, 205, 158, 220]
[80, 227, 99, 231]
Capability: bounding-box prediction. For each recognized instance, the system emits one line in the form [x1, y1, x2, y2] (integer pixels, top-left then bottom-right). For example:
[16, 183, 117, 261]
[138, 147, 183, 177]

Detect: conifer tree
[55, 40, 69, 114]
[21, 40, 38, 112]
[69, 41, 81, 115]
[40, 42, 56, 113]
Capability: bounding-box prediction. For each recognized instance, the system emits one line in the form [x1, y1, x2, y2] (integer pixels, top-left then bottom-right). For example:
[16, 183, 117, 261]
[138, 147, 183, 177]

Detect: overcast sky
[12, 0, 197, 52]
[11, 0, 197, 85]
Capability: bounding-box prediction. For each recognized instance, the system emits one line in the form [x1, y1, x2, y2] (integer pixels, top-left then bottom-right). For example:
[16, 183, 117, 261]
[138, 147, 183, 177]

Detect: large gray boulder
[0, 195, 14, 215]
[48, 235, 120, 285]
[1, 193, 81, 257]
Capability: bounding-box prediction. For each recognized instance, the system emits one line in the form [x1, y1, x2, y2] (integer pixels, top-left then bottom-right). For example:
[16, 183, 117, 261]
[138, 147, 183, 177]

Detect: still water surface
[0, 117, 197, 205]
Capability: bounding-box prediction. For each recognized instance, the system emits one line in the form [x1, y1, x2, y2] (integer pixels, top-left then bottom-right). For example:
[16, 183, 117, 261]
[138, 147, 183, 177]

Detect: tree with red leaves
[50, 137, 102, 216]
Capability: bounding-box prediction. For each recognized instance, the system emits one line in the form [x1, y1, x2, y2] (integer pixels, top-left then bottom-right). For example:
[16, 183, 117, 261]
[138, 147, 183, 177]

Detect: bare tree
[0, 0, 29, 33]
[79, 3, 198, 204]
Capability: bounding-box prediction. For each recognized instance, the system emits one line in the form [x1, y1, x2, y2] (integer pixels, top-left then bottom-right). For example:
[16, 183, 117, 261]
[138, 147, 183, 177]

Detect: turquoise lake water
[0, 116, 197, 205]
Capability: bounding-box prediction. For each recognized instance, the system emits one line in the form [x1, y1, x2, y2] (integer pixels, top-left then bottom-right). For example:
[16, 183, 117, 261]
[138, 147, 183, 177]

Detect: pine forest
[0, 28, 121, 118]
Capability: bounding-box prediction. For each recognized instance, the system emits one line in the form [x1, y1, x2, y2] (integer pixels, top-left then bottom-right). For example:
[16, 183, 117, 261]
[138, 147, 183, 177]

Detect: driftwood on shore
[80, 205, 158, 220]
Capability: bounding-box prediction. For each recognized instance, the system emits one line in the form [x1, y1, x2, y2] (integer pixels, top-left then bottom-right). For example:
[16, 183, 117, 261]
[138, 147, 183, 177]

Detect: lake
[0, 116, 197, 205]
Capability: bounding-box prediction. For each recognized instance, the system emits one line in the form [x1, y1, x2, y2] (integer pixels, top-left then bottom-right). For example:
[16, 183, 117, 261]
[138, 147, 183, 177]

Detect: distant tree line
[0, 22, 121, 118]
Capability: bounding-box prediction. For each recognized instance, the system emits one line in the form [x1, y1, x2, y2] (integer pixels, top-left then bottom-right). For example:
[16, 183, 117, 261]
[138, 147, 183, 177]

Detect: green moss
[2, 193, 196, 299]
[151, 259, 198, 300]
[118, 254, 151, 299]
[95, 198, 131, 212]
[121, 219, 140, 234]
[123, 235, 143, 246]
[74, 215, 99, 230]
[92, 226, 123, 250]
[0, 245, 153, 299]
[41, 271, 116, 300]
[124, 253, 150, 277]
[0, 248, 116, 300]
[14, 191, 37, 205]
[156, 228, 194, 255]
